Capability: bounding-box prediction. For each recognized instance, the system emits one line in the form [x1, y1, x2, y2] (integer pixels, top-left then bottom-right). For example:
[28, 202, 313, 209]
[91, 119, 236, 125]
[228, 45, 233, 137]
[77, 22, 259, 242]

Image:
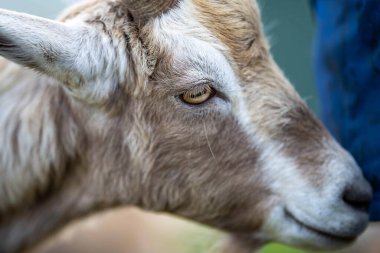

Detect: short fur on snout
[0, 0, 371, 253]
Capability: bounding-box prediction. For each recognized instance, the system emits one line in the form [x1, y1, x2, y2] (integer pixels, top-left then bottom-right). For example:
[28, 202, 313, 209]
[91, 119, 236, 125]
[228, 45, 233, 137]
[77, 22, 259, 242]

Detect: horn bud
[125, 0, 177, 20]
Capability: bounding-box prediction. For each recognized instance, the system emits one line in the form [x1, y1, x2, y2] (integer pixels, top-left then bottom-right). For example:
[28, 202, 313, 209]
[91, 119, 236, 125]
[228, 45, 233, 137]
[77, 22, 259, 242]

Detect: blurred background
[0, 0, 379, 253]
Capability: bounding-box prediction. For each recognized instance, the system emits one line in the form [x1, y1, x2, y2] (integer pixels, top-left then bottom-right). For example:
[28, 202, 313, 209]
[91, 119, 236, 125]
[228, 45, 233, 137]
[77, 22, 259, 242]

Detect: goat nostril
[342, 186, 372, 212]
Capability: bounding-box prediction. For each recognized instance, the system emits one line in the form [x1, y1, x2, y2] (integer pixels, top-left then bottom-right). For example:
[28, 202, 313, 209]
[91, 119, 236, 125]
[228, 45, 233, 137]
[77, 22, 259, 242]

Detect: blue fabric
[313, 0, 380, 221]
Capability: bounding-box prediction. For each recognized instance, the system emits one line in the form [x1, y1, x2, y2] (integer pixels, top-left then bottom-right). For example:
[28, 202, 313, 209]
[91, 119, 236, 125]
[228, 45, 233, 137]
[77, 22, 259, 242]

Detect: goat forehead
[191, 0, 268, 75]
[150, 0, 263, 65]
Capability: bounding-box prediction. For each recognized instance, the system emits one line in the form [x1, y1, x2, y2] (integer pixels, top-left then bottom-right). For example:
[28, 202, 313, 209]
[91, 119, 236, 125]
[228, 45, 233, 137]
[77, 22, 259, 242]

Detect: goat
[0, 0, 372, 252]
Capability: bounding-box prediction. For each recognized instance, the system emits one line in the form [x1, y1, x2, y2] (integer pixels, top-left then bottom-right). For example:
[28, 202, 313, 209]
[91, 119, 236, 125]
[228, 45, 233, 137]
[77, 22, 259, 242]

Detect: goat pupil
[191, 90, 205, 98]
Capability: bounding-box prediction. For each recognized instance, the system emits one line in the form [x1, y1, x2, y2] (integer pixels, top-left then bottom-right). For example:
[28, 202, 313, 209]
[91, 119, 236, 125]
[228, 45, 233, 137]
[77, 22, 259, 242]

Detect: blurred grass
[173, 220, 351, 253]
[174, 221, 313, 253]
[261, 244, 309, 253]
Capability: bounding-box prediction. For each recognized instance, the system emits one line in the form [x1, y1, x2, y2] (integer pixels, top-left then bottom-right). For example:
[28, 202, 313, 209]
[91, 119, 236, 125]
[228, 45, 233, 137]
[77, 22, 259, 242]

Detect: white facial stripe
[150, 1, 240, 99]
[148, 1, 369, 248]
[234, 92, 366, 243]
[152, 0, 224, 47]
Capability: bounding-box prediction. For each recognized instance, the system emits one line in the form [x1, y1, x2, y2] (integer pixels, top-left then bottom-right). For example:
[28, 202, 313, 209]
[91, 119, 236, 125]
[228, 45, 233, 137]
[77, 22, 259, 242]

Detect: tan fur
[193, 0, 268, 78]
[0, 1, 371, 253]
[192, 0, 330, 184]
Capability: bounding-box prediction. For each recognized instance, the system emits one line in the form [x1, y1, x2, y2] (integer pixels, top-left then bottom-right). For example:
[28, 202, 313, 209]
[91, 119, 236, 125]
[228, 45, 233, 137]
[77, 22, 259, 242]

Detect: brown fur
[0, 1, 368, 252]
[193, 0, 331, 186]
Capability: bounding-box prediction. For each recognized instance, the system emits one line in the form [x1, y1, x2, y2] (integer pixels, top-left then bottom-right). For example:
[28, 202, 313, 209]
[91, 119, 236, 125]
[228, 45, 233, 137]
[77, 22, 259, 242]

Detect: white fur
[148, 2, 371, 249]
[0, 1, 371, 252]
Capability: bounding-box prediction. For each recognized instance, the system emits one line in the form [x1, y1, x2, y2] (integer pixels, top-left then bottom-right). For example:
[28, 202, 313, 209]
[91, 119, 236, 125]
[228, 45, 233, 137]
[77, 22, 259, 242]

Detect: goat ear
[0, 9, 92, 86]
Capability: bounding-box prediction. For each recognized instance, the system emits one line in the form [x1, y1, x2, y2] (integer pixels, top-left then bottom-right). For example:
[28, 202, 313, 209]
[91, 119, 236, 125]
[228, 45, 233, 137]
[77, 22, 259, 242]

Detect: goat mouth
[284, 209, 357, 243]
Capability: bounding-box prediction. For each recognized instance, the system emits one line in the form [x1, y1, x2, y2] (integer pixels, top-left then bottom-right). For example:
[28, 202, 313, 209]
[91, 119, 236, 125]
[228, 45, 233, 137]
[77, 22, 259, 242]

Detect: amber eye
[181, 85, 215, 105]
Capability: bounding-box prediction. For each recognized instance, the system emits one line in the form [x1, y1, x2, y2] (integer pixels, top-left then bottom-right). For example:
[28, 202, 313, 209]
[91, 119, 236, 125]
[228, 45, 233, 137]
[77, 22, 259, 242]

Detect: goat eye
[181, 85, 215, 105]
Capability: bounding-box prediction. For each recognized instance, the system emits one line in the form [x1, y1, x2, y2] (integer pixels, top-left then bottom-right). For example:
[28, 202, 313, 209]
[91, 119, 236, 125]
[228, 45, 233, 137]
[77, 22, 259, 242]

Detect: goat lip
[284, 209, 357, 243]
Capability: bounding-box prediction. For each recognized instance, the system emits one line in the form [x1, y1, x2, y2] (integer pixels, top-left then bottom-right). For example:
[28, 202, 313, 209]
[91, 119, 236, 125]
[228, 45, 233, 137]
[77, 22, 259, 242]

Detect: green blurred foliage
[262, 244, 308, 253]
